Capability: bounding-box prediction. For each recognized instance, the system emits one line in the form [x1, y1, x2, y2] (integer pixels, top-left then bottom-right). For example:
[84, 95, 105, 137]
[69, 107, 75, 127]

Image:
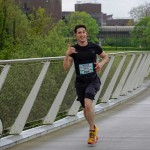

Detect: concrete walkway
[7, 86, 150, 150]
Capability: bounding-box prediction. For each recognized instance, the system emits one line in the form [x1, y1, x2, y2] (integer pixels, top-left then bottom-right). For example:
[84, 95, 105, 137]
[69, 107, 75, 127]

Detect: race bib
[79, 63, 94, 75]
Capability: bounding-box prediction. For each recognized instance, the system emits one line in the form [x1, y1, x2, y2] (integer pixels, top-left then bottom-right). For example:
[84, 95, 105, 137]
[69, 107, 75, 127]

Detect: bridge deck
[7, 86, 150, 150]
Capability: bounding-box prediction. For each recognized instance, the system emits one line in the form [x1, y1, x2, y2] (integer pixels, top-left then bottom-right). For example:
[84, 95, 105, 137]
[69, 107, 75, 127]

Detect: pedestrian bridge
[0, 51, 150, 149]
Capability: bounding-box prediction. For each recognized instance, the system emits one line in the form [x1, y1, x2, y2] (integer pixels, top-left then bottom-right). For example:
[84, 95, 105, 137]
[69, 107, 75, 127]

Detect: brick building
[70, 2, 134, 26]
[15, 0, 62, 22]
[75, 3, 102, 25]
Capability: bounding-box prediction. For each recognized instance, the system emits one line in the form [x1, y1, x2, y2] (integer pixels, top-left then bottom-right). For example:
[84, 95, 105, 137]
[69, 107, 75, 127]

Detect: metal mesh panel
[0, 62, 43, 129]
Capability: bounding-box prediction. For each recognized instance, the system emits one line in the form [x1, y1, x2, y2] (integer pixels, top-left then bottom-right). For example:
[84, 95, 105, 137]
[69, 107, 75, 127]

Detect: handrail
[0, 56, 65, 64]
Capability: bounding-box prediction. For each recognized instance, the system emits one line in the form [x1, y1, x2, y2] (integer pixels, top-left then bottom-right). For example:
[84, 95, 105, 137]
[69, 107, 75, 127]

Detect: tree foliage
[28, 8, 53, 37]
[0, 1, 100, 59]
[0, 1, 65, 59]
[131, 16, 150, 48]
[0, 0, 30, 58]
[65, 11, 99, 43]
[103, 37, 133, 47]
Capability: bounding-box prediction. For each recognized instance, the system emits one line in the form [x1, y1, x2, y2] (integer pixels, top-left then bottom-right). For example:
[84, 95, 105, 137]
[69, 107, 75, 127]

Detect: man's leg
[84, 98, 95, 130]
[84, 98, 98, 144]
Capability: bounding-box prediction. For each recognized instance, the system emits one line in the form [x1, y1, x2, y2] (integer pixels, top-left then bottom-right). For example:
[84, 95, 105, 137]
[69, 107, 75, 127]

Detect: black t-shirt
[70, 42, 103, 82]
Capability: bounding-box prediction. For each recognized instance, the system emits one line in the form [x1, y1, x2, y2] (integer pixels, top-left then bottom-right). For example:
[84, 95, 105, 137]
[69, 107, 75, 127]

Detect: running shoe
[87, 130, 98, 144]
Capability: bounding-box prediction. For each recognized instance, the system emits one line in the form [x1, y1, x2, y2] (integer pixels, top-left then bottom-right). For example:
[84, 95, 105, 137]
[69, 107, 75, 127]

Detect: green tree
[14, 7, 60, 58]
[0, 0, 7, 50]
[54, 20, 69, 38]
[28, 7, 53, 37]
[44, 20, 69, 56]
[144, 21, 150, 47]
[0, 0, 30, 59]
[14, 8, 49, 58]
[66, 11, 99, 43]
[131, 16, 150, 48]
[103, 37, 132, 47]
[14, 19, 68, 58]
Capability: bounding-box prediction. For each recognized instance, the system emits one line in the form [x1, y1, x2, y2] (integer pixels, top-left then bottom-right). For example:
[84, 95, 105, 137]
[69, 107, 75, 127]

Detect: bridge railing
[0, 51, 150, 137]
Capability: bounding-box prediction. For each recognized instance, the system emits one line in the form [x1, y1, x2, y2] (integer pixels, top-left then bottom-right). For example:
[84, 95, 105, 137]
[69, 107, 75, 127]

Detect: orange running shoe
[87, 130, 98, 145]
[94, 125, 98, 140]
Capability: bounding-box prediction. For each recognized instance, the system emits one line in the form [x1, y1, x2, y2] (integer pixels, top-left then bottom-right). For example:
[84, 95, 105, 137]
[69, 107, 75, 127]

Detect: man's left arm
[95, 51, 109, 72]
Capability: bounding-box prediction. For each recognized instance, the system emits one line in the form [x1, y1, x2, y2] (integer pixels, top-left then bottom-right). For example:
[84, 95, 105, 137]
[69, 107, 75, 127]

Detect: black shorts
[75, 76, 101, 108]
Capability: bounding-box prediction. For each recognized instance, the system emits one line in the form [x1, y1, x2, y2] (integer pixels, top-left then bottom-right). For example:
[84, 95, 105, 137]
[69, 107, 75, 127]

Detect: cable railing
[0, 51, 150, 138]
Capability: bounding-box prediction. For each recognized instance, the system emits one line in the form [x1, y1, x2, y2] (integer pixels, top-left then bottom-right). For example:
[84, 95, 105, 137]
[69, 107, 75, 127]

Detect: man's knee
[84, 98, 93, 111]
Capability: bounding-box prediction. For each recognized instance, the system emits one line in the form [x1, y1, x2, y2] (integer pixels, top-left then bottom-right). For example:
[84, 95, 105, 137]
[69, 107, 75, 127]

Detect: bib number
[79, 63, 94, 75]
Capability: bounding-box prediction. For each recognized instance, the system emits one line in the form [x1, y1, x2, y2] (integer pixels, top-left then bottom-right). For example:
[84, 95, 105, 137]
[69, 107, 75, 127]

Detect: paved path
[8, 86, 150, 150]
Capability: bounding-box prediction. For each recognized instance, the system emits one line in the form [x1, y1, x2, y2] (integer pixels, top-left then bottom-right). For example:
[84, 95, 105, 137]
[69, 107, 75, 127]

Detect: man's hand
[94, 62, 104, 72]
[66, 44, 78, 56]
[63, 44, 76, 70]
[95, 51, 109, 72]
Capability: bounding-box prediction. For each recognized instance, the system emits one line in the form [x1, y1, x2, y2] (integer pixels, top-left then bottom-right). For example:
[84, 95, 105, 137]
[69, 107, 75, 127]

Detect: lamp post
[115, 26, 117, 50]
[146, 7, 150, 16]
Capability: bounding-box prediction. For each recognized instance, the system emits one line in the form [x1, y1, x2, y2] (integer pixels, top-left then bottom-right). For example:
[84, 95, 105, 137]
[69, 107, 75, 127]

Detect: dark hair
[74, 24, 87, 33]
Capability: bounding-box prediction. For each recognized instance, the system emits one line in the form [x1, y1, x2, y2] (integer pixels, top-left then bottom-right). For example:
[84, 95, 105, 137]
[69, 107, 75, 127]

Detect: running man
[63, 24, 109, 144]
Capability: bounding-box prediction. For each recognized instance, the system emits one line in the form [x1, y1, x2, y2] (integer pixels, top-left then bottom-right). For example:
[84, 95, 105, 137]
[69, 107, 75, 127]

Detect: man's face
[75, 27, 87, 43]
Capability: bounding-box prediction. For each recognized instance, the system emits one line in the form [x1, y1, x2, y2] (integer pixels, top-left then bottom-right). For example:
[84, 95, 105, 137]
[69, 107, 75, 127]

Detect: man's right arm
[63, 55, 73, 70]
[63, 44, 77, 70]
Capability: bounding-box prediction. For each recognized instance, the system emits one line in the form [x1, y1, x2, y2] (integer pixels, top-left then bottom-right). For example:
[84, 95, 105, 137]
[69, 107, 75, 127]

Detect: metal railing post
[43, 64, 75, 124]
[121, 53, 142, 95]
[0, 65, 11, 91]
[112, 54, 136, 98]
[102, 55, 126, 102]
[9, 62, 50, 134]
[0, 119, 3, 138]
[93, 55, 115, 105]
[129, 53, 147, 91]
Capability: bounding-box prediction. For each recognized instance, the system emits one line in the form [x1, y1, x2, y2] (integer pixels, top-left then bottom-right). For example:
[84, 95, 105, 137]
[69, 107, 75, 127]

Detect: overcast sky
[62, 0, 147, 18]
